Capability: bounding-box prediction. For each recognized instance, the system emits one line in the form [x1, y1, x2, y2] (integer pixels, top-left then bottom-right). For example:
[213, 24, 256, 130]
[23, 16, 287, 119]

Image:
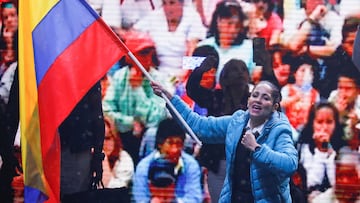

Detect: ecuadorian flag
[18, 0, 125, 202]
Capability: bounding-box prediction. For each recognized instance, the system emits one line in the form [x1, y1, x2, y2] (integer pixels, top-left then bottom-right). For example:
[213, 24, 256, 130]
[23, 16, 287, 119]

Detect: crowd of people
[0, 0, 360, 202]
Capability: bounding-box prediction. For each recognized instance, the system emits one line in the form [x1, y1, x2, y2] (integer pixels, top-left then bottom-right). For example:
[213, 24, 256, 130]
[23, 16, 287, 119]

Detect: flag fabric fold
[18, 0, 125, 202]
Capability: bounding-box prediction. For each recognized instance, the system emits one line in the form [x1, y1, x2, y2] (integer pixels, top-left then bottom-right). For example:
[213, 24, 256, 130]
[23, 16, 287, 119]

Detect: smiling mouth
[251, 105, 262, 112]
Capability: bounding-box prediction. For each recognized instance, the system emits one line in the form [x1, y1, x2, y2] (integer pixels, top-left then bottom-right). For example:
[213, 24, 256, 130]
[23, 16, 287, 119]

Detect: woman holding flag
[150, 73, 298, 202]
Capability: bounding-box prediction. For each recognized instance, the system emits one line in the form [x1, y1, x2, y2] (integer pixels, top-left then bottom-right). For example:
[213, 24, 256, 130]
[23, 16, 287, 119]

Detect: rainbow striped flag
[18, 0, 125, 202]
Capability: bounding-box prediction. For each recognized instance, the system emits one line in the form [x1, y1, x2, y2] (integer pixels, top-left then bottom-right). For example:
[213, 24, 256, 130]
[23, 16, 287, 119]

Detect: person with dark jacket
[59, 81, 105, 202]
[0, 66, 19, 203]
[0, 3, 20, 200]
[187, 53, 252, 202]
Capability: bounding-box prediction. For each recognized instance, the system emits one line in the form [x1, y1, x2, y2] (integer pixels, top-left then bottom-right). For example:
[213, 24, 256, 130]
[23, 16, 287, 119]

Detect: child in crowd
[132, 118, 202, 202]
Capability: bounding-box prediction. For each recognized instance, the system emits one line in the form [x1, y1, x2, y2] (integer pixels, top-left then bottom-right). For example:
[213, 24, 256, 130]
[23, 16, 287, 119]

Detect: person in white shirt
[133, 0, 207, 80]
[102, 116, 134, 189]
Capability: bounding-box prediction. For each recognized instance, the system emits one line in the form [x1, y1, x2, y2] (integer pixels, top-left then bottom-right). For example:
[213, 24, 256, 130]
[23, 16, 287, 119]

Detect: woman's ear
[273, 102, 279, 111]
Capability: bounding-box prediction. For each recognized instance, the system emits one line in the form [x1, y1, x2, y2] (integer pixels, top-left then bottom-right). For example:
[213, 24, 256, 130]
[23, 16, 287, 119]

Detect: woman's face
[129, 47, 155, 88]
[217, 16, 242, 47]
[200, 68, 216, 89]
[294, 64, 313, 86]
[163, 0, 183, 20]
[133, 47, 155, 69]
[247, 82, 277, 121]
[272, 52, 290, 86]
[2, 4, 17, 32]
[312, 106, 336, 144]
[129, 66, 144, 88]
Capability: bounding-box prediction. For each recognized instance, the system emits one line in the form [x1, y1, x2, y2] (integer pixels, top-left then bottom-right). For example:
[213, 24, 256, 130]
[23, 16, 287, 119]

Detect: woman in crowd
[102, 31, 170, 165]
[247, 0, 283, 47]
[268, 45, 292, 88]
[102, 116, 134, 189]
[151, 80, 298, 202]
[0, 1, 19, 202]
[281, 56, 320, 133]
[133, 0, 207, 80]
[187, 56, 251, 202]
[297, 101, 347, 202]
[197, 0, 255, 83]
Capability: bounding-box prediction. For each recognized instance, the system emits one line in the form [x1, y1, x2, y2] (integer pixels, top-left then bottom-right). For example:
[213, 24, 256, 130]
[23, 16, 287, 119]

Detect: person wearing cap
[102, 31, 172, 165]
[132, 118, 202, 203]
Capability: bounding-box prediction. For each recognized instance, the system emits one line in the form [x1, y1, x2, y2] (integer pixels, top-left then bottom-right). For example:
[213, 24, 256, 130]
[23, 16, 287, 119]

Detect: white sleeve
[101, 0, 122, 28]
[184, 6, 207, 40]
[108, 150, 135, 188]
[326, 12, 344, 48]
[0, 62, 17, 105]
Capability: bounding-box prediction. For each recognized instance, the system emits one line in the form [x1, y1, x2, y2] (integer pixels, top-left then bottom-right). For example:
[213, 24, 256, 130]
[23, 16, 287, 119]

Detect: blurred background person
[0, 1, 19, 202]
[137, 46, 216, 160]
[132, 118, 203, 203]
[102, 116, 134, 194]
[102, 31, 170, 165]
[133, 0, 207, 81]
[281, 56, 320, 133]
[268, 44, 292, 88]
[187, 56, 251, 202]
[247, 0, 283, 48]
[197, 0, 255, 83]
[281, 0, 343, 58]
[297, 101, 347, 202]
[328, 66, 360, 151]
[186, 46, 220, 117]
[311, 150, 360, 202]
[281, 0, 345, 101]
[59, 81, 105, 202]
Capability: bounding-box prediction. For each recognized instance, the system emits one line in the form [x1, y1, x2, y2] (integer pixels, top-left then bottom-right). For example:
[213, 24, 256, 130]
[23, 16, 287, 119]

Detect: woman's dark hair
[297, 101, 347, 153]
[155, 118, 186, 149]
[287, 54, 317, 84]
[252, 0, 275, 20]
[342, 17, 360, 41]
[207, 0, 247, 46]
[220, 59, 250, 114]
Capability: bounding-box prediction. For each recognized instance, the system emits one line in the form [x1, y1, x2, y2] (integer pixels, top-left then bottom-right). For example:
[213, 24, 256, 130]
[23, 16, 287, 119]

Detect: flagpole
[116, 34, 202, 146]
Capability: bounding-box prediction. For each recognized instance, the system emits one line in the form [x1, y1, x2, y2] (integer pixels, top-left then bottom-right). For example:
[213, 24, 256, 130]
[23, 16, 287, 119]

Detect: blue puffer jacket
[171, 96, 298, 203]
